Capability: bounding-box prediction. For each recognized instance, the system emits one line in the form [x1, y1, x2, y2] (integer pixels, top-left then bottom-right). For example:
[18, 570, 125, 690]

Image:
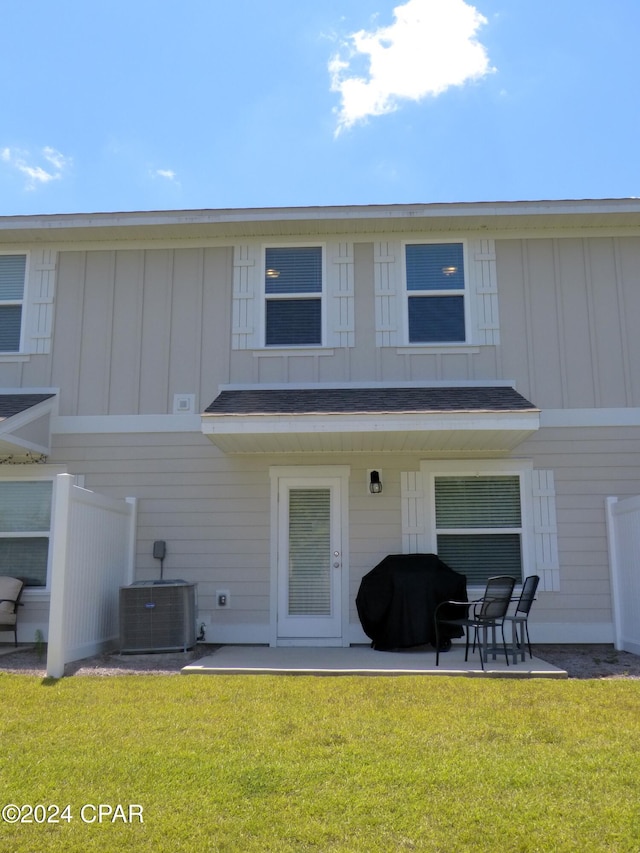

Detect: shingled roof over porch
[201, 385, 540, 454]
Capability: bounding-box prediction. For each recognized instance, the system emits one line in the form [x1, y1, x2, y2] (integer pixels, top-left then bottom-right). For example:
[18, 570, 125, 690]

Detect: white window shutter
[374, 241, 400, 347]
[469, 239, 500, 345]
[401, 471, 426, 553]
[532, 469, 560, 591]
[232, 245, 258, 349]
[326, 241, 354, 347]
[25, 249, 57, 354]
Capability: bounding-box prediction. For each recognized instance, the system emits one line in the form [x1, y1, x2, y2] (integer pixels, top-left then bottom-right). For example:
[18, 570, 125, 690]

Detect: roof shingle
[204, 387, 537, 417]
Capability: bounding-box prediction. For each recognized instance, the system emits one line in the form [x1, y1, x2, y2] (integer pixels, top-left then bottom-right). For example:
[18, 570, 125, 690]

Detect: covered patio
[182, 644, 567, 678]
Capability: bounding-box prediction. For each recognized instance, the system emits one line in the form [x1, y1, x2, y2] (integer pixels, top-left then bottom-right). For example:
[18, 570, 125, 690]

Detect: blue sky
[1, 0, 638, 215]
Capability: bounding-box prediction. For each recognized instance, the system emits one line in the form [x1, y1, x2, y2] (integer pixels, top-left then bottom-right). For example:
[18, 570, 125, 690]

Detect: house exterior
[1, 198, 639, 648]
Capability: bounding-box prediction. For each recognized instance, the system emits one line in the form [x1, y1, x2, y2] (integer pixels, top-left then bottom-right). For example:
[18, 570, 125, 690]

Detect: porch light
[442, 265, 458, 276]
[265, 268, 280, 278]
[369, 470, 382, 494]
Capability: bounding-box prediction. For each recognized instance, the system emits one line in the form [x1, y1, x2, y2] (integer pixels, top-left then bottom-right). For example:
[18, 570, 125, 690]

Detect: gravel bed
[0, 645, 218, 678]
[1, 643, 639, 679]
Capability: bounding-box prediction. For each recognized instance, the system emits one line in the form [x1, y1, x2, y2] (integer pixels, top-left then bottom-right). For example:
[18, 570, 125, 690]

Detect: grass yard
[0, 674, 639, 852]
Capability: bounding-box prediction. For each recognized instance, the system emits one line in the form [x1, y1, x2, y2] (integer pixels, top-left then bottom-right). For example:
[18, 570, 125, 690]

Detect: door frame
[269, 465, 350, 647]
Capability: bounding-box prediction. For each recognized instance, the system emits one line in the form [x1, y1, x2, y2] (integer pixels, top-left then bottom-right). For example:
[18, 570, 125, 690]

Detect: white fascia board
[218, 379, 519, 392]
[1, 199, 639, 231]
[52, 414, 202, 434]
[201, 411, 540, 436]
[541, 408, 640, 427]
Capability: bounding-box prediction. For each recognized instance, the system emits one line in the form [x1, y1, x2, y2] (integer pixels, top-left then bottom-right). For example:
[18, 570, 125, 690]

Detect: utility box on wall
[119, 580, 197, 653]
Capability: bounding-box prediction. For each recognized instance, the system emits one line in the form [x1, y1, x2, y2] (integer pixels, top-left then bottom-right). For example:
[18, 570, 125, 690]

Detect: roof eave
[201, 410, 540, 454]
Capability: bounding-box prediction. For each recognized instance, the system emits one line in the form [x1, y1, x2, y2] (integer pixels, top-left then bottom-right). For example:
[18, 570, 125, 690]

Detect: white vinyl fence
[47, 474, 137, 678]
[606, 495, 640, 655]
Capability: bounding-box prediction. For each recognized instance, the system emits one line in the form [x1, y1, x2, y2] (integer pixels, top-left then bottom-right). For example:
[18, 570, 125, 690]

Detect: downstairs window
[0, 481, 52, 587]
[434, 475, 523, 586]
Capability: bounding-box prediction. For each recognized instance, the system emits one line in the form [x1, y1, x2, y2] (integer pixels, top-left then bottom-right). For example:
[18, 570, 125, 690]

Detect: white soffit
[201, 385, 540, 454]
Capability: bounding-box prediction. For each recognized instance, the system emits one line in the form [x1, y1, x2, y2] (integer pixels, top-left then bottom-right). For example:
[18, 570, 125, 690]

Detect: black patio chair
[504, 574, 540, 663]
[434, 575, 517, 670]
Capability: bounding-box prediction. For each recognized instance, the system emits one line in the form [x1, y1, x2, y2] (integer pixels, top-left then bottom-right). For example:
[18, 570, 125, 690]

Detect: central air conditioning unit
[119, 580, 197, 653]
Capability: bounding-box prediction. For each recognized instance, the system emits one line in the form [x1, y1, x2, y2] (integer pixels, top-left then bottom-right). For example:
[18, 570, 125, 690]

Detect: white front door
[273, 470, 348, 645]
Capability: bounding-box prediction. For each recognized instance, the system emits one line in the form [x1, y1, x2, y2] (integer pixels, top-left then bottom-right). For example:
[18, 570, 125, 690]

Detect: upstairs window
[0, 254, 26, 352]
[405, 242, 466, 343]
[434, 475, 523, 586]
[264, 246, 323, 347]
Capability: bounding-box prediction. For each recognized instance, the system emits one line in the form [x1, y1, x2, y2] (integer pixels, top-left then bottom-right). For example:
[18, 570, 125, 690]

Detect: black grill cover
[356, 553, 467, 650]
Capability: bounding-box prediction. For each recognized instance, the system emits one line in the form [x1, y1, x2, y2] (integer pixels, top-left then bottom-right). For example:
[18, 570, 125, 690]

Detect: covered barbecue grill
[356, 553, 467, 651]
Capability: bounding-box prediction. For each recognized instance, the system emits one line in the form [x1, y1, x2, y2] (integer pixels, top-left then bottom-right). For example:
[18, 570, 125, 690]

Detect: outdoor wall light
[369, 470, 382, 494]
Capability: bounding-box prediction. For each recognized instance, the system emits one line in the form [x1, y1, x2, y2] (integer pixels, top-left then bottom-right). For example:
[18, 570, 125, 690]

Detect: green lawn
[1, 674, 639, 852]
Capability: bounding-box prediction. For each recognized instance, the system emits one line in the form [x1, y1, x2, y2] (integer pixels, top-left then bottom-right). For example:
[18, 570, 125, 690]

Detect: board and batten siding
[49, 248, 232, 417]
[0, 234, 638, 413]
[497, 236, 640, 409]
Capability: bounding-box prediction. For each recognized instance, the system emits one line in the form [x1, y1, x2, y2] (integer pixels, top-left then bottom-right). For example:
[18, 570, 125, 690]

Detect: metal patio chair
[434, 575, 517, 670]
[0, 576, 24, 647]
[504, 574, 540, 663]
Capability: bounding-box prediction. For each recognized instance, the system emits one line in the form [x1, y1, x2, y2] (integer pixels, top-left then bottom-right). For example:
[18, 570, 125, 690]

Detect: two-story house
[1, 199, 639, 649]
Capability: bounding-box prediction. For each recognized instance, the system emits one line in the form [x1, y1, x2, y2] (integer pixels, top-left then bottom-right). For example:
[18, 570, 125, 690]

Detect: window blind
[0, 306, 23, 351]
[0, 255, 26, 300]
[0, 539, 49, 587]
[435, 476, 522, 585]
[0, 481, 52, 587]
[435, 476, 521, 528]
[265, 247, 322, 294]
[408, 295, 465, 343]
[266, 299, 321, 346]
[437, 534, 522, 586]
[288, 488, 331, 616]
[0, 482, 52, 532]
[406, 243, 464, 291]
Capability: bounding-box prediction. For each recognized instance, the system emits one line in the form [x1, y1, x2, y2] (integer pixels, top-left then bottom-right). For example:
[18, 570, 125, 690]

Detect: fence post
[125, 497, 138, 586]
[605, 497, 623, 651]
[46, 474, 74, 678]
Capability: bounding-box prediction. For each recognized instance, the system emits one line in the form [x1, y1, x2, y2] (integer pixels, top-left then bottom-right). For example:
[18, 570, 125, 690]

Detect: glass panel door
[277, 476, 343, 641]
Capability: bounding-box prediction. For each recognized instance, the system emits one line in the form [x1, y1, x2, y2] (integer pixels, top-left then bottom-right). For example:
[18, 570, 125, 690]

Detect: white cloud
[1, 146, 72, 190]
[43, 147, 72, 171]
[152, 168, 178, 182]
[329, 0, 494, 133]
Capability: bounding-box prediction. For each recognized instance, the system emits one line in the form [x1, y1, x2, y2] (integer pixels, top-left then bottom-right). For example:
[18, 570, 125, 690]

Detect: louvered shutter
[326, 242, 354, 347]
[232, 245, 258, 349]
[531, 470, 560, 591]
[374, 241, 400, 346]
[401, 471, 426, 553]
[469, 239, 499, 345]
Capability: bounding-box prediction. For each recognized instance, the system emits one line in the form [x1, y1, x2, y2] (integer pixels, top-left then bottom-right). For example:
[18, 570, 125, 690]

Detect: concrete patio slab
[182, 644, 567, 678]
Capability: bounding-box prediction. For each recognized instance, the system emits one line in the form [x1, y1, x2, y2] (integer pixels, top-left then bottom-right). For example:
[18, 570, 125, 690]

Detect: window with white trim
[264, 246, 323, 347]
[404, 242, 467, 343]
[434, 475, 523, 586]
[0, 480, 52, 587]
[0, 254, 26, 352]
